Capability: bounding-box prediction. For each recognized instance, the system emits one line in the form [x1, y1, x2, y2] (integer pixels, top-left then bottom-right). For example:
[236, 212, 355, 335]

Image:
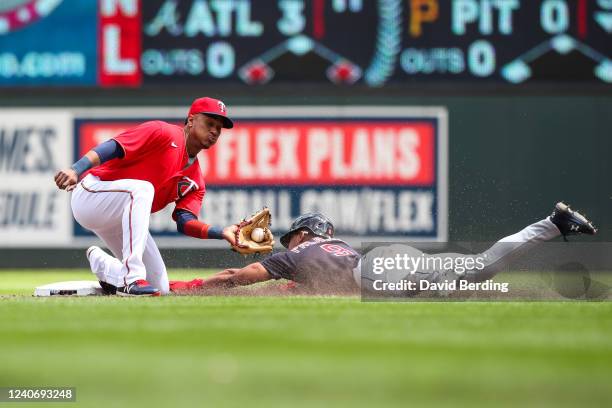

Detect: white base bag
[34, 281, 104, 297]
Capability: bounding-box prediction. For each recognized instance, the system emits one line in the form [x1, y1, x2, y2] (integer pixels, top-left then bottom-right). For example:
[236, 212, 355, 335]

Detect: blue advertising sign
[0, 0, 97, 85]
[71, 106, 448, 246]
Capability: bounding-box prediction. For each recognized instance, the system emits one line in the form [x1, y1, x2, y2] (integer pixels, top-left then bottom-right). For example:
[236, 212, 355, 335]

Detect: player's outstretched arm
[202, 262, 271, 288]
[174, 208, 273, 254]
[174, 209, 238, 246]
[168, 262, 272, 293]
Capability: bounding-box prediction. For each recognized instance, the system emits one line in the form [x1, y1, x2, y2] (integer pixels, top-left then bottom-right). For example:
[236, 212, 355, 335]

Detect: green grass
[1, 271, 612, 407]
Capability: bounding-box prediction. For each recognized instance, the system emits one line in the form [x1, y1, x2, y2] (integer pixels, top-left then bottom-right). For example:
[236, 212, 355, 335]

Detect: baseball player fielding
[53, 97, 269, 297]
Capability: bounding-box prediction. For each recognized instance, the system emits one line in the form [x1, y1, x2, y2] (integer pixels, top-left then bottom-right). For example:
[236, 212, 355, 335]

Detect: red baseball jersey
[89, 121, 206, 215]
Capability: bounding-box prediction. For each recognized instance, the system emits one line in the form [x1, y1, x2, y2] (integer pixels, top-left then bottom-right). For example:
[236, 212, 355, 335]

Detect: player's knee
[133, 181, 155, 202]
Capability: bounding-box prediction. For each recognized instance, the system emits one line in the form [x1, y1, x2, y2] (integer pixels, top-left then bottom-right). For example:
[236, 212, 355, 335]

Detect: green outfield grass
[1, 271, 611, 408]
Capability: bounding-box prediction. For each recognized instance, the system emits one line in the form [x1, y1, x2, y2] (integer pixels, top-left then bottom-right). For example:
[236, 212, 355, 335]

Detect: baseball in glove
[233, 208, 275, 255]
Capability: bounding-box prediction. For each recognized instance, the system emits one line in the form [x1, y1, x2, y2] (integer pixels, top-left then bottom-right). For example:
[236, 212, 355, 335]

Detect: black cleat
[116, 280, 160, 297]
[98, 280, 117, 295]
[550, 202, 597, 239]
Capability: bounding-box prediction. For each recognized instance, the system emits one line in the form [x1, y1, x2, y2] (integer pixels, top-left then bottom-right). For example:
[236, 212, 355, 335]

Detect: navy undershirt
[175, 210, 197, 233]
[93, 139, 124, 162]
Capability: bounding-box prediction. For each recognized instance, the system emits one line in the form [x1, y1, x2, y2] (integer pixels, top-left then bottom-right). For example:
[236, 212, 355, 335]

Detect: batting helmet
[280, 213, 335, 248]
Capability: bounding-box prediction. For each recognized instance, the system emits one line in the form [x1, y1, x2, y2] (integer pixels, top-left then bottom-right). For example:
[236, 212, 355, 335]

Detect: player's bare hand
[54, 168, 78, 191]
[222, 225, 240, 247]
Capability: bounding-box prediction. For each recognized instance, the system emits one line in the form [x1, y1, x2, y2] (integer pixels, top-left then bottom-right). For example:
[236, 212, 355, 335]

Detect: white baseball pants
[463, 217, 561, 282]
[71, 174, 169, 293]
[358, 217, 562, 288]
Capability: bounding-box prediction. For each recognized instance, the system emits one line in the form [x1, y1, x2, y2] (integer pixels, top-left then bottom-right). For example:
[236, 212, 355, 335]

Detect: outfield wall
[0, 106, 448, 248]
[0, 94, 609, 267]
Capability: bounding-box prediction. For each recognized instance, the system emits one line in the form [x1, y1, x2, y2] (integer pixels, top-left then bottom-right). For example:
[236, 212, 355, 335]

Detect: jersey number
[320, 244, 354, 257]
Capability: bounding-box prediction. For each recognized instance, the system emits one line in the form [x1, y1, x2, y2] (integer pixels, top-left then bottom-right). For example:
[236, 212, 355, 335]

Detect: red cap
[187, 97, 233, 129]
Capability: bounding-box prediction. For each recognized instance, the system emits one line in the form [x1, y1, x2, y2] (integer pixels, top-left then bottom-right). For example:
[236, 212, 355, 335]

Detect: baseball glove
[233, 208, 275, 255]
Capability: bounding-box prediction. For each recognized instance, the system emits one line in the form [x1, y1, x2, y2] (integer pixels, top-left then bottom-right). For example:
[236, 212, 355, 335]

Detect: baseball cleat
[98, 280, 117, 295]
[549, 202, 597, 238]
[116, 280, 161, 297]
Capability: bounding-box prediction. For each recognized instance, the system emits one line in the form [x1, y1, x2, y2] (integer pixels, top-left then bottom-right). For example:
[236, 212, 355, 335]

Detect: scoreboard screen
[0, 0, 610, 87]
[139, 0, 612, 86]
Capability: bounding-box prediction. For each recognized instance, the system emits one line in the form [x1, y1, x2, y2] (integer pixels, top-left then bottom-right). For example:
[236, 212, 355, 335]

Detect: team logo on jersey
[177, 176, 199, 199]
[0, 0, 64, 35]
[217, 101, 226, 113]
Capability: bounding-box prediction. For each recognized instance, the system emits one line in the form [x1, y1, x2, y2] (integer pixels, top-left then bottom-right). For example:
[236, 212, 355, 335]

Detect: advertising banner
[0, 106, 447, 247]
[73, 107, 448, 246]
[0, 0, 97, 85]
[0, 110, 73, 246]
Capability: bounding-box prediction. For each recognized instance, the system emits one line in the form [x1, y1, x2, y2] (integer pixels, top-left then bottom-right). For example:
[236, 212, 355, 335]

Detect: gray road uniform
[262, 218, 560, 295]
[261, 237, 361, 293]
[359, 218, 561, 296]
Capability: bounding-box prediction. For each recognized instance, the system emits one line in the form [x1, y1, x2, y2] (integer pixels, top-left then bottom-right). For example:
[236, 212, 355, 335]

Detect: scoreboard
[0, 0, 610, 87]
[139, 0, 612, 86]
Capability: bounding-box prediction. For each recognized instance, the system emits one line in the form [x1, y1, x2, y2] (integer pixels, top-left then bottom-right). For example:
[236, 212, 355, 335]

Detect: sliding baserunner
[169, 202, 597, 296]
